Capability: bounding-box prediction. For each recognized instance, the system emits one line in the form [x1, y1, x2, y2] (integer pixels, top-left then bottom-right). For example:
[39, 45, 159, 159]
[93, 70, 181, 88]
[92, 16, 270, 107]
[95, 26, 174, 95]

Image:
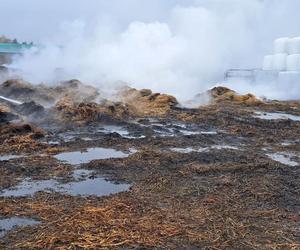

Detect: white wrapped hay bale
[274, 37, 289, 54]
[255, 69, 279, 84]
[286, 54, 300, 71]
[262, 55, 273, 70]
[287, 37, 300, 54]
[272, 53, 287, 71]
[278, 71, 300, 84]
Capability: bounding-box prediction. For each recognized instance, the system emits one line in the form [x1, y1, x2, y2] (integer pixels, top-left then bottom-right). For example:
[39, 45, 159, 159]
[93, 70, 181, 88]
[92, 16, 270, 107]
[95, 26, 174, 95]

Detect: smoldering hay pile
[0, 78, 267, 125]
[0, 79, 178, 124]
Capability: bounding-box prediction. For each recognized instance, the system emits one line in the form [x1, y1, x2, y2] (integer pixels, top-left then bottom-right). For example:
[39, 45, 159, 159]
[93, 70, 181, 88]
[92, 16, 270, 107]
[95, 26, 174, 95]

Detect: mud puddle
[0, 169, 131, 198]
[0, 217, 40, 238]
[54, 147, 135, 165]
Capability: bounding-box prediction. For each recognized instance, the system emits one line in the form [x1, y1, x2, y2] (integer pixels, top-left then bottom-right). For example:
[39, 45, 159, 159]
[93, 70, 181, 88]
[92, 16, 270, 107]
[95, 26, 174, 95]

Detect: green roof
[0, 43, 34, 54]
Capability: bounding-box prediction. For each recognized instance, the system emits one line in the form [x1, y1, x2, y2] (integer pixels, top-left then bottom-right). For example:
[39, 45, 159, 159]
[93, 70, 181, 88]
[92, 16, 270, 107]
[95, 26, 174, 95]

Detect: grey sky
[0, 0, 193, 42]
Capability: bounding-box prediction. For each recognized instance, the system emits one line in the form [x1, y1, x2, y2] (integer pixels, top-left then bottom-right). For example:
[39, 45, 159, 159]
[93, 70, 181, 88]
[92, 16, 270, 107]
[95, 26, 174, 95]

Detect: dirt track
[0, 81, 300, 249]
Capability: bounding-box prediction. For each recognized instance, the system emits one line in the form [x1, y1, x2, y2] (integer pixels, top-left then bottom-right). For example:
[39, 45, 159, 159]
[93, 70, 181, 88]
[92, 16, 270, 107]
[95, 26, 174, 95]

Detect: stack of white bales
[263, 37, 300, 71]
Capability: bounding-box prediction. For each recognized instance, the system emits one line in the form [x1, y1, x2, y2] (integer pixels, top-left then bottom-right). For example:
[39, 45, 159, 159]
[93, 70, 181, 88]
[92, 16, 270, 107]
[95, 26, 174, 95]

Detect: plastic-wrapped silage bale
[255, 69, 279, 84]
[274, 37, 289, 54]
[278, 71, 300, 85]
[262, 55, 273, 70]
[286, 54, 300, 71]
[272, 53, 287, 71]
[287, 37, 300, 54]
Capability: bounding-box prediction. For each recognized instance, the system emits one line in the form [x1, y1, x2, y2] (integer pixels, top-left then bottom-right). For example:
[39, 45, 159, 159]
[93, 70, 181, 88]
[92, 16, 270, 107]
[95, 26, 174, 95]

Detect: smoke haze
[1, 0, 300, 100]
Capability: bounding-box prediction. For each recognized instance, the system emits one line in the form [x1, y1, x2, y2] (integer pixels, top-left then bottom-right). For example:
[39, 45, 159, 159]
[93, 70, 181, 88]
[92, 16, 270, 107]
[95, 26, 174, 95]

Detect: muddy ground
[0, 80, 300, 249]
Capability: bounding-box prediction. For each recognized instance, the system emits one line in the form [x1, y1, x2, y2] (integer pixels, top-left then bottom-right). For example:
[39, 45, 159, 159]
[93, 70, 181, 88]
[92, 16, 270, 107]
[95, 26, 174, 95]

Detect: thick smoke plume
[1, 0, 300, 101]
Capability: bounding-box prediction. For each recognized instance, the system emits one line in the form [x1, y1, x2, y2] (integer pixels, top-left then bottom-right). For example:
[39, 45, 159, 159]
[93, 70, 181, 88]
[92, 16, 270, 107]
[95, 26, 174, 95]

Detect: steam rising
[2, 0, 300, 101]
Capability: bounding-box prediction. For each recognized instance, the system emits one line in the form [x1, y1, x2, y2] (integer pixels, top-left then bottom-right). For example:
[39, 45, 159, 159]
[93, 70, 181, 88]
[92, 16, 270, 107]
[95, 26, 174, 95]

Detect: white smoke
[3, 0, 300, 101]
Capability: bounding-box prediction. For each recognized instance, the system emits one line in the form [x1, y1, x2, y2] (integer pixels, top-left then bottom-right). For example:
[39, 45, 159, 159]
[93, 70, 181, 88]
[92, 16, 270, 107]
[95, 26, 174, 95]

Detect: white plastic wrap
[287, 37, 300, 54]
[278, 71, 300, 84]
[286, 54, 300, 71]
[274, 37, 289, 54]
[262, 55, 273, 70]
[272, 53, 287, 71]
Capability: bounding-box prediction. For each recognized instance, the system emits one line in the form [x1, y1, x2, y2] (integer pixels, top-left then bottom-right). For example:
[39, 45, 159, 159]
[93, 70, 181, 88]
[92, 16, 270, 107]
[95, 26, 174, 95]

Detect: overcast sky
[1, 0, 300, 44]
[0, 0, 194, 42]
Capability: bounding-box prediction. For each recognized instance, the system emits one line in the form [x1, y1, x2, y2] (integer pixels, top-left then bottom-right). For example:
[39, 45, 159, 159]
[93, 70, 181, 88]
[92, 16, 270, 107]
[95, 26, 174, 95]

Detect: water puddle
[0, 154, 23, 161]
[254, 112, 300, 121]
[211, 145, 239, 150]
[170, 145, 239, 153]
[154, 127, 218, 137]
[170, 147, 208, 153]
[58, 131, 95, 143]
[99, 125, 145, 139]
[99, 125, 130, 137]
[54, 147, 134, 165]
[0, 179, 59, 197]
[0, 217, 40, 238]
[0, 169, 131, 198]
[267, 153, 298, 167]
[280, 140, 300, 146]
[133, 118, 219, 138]
[59, 176, 130, 197]
[179, 130, 218, 136]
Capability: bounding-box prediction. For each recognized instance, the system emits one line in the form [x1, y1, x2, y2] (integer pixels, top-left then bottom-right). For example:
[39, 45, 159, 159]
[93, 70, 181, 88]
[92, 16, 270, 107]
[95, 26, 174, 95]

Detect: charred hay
[0, 80, 300, 249]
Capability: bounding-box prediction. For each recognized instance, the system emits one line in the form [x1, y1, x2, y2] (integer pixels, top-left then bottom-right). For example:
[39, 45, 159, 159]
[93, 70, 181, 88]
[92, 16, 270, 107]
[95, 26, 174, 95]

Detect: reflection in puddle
[170, 145, 239, 153]
[0, 170, 131, 198]
[0, 155, 23, 161]
[1, 179, 61, 197]
[59, 177, 130, 197]
[267, 153, 298, 167]
[0, 217, 40, 238]
[254, 112, 300, 121]
[54, 147, 134, 165]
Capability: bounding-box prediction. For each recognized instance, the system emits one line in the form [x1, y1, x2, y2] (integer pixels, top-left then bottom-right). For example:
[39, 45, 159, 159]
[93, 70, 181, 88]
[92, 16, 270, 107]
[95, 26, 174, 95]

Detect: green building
[0, 42, 34, 65]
